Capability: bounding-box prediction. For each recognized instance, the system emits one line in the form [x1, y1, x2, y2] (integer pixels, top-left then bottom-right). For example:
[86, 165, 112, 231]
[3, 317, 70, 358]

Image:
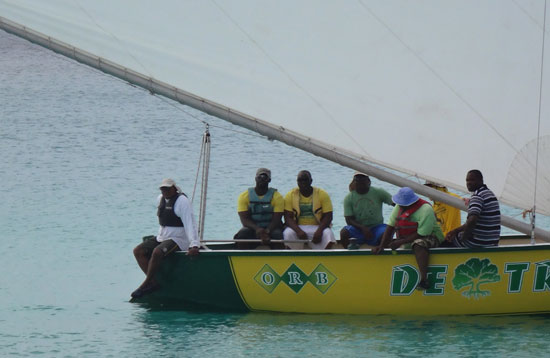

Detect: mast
[1, 17, 549, 242]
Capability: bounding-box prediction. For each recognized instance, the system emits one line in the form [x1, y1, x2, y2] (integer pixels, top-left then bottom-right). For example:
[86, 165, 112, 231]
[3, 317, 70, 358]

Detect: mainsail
[1, 0, 549, 239]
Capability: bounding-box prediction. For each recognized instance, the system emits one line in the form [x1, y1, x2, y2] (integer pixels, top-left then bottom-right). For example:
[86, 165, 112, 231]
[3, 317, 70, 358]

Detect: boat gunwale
[180, 243, 550, 257]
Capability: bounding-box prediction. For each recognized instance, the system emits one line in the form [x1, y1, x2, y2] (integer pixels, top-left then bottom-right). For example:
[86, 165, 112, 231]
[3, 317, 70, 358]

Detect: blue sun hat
[392, 187, 420, 206]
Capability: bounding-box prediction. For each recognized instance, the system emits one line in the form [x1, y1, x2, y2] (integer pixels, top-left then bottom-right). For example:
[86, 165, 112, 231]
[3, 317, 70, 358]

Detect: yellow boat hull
[229, 246, 550, 315]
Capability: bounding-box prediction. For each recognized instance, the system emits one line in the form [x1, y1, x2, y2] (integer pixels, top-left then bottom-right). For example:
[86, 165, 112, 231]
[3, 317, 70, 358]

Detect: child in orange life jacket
[372, 187, 445, 290]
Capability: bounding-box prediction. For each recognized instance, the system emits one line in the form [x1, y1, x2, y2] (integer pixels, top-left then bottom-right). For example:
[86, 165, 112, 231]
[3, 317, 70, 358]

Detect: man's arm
[284, 210, 299, 231]
[267, 212, 283, 233]
[267, 191, 284, 234]
[318, 211, 332, 231]
[312, 190, 334, 243]
[460, 214, 478, 241]
[372, 225, 395, 254]
[312, 211, 332, 243]
[389, 232, 420, 250]
[446, 195, 480, 241]
[382, 189, 395, 206]
[344, 215, 373, 239]
[284, 210, 308, 240]
[175, 196, 200, 255]
[238, 211, 258, 230]
[238, 211, 270, 243]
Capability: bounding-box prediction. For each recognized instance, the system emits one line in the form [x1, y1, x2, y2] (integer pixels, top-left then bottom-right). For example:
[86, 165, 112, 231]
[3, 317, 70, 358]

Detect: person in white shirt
[131, 178, 200, 298]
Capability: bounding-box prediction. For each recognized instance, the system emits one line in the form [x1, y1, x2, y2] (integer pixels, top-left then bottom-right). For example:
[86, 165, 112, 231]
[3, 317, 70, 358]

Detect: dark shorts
[233, 227, 284, 249]
[139, 235, 179, 257]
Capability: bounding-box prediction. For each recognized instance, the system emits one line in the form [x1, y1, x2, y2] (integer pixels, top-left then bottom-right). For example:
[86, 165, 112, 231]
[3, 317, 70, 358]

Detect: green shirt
[388, 203, 444, 242]
[343, 187, 393, 227]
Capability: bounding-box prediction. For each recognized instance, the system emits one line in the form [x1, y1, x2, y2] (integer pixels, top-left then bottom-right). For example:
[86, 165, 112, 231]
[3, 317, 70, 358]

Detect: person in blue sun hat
[372, 187, 444, 290]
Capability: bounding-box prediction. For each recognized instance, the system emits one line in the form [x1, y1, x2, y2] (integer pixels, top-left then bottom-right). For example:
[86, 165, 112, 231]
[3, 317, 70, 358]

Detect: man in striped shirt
[445, 170, 501, 247]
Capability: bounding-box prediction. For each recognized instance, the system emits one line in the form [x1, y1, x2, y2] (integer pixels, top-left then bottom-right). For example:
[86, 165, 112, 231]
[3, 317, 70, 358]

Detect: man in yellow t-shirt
[234, 168, 285, 249]
[283, 170, 335, 249]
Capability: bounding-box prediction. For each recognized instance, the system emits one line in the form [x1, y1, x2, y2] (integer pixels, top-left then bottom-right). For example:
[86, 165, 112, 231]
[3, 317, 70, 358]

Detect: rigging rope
[191, 129, 206, 204]
[187, 125, 212, 246]
[532, 0, 547, 244]
[198, 127, 211, 240]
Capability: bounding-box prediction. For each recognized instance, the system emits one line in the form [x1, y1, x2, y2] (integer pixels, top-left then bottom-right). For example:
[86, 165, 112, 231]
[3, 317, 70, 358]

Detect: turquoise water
[1, 30, 550, 357]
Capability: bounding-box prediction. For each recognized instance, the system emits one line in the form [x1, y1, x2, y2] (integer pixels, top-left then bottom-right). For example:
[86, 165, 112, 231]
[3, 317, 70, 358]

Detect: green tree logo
[452, 258, 501, 299]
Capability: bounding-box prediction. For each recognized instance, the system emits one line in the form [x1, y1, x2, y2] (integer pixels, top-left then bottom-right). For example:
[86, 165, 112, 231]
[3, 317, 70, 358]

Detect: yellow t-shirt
[237, 189, 284, 213]
[432, 190, 461, 236]
[284, 188, 333, 225]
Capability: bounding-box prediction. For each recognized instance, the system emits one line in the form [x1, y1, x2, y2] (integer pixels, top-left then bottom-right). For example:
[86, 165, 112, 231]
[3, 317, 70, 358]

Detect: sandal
[416, 279, 430, 290]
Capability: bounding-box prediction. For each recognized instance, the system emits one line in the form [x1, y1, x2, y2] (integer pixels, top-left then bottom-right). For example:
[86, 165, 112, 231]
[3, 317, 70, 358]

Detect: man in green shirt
[340, 172, 393, 248]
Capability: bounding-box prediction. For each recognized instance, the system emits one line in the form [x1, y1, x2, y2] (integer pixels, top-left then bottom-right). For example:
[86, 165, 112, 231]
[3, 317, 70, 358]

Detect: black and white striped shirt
[466, 184, 501, 246]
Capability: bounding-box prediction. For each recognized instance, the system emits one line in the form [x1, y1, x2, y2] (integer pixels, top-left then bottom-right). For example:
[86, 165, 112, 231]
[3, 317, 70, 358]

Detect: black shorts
[139, 235, 179, 257]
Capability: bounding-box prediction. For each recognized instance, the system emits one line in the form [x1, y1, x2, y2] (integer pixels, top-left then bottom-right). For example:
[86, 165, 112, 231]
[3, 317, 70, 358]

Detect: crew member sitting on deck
[283, 170, 336, 249]
[445, 169, 501, 247]
[340, 171, 394, 248]
[131, 178, 200, 298]
[372, 187, 444, 290]
[234, 168, 285, 249]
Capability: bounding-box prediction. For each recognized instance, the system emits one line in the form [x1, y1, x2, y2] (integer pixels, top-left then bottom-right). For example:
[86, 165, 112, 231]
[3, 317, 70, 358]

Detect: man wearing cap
[340, 171, 394, 248]
[372, 187, 444, 290]
[234, 168, 285, 249]
[445, 170, 501, 247]
[131, 178, 200, 298]
[283, 170, 336, 249]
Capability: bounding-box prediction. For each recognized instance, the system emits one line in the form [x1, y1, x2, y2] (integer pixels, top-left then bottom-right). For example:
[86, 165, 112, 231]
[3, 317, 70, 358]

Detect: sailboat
[2, 1, 550, 315]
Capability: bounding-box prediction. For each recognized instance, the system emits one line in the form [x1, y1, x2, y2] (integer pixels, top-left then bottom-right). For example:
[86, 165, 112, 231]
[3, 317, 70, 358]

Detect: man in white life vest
[131, 178, 200, 298]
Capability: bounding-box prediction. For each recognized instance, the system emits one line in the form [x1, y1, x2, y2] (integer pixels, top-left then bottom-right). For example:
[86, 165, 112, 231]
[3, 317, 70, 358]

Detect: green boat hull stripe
[131, 253, 249, 311]
[228, 256, 252, 311]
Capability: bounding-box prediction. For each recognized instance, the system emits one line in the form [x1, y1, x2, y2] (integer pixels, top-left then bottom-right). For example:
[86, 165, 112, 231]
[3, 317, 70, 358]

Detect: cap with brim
[256, 168, 271, 179]
[392, 187, 420, 206]
[159, 178, 176, 188]
[353, 170, 369, 178]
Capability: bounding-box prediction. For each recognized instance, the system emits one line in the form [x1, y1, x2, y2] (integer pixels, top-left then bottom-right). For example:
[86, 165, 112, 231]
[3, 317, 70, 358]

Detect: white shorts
[283, 225, 335, 250]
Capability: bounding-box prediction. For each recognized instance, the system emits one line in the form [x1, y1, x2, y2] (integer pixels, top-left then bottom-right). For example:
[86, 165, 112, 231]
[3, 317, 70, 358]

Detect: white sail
[1, 1, 549, 223]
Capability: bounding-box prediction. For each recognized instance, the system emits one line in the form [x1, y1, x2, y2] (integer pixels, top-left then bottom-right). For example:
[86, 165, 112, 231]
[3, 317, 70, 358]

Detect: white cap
[159, 178, 176, 188]
[353, 170, 369, 178]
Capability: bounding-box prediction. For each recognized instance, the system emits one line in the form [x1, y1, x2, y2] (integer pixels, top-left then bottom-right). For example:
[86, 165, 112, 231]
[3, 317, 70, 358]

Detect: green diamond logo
[308, 264, 337, 293]
[254, 264, 281, 293]
[281, 263, 309, 293]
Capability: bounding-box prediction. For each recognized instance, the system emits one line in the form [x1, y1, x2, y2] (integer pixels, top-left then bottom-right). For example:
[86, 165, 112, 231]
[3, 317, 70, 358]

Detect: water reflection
[132, 310, 550, 358]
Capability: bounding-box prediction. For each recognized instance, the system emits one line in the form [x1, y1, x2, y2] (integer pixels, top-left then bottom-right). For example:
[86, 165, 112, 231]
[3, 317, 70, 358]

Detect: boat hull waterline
[130, 245, 550, 315]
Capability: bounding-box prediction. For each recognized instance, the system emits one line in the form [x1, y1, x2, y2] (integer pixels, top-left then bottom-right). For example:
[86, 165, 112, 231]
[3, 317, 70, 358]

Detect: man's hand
[187, 246, 200, 256]
[255, 227, 266, 238]
[260, 229, 271, 245]
[312, 228, 323, 244]
[389, 239, 402, 250]
[297, 228, 309, 241]
[445, 229, 458, 242]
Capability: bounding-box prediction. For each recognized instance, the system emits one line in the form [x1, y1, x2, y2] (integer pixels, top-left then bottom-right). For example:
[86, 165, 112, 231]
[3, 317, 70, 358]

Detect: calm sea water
[1, 30, 549, 357]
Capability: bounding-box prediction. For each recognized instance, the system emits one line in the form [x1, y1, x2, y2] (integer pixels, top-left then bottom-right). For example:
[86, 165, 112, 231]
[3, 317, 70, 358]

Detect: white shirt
[156, 194, 200, 250]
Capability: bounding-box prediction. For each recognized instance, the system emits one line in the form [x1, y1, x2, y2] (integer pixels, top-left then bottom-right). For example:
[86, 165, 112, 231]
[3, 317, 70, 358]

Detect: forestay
[1, 1, 549, 225]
